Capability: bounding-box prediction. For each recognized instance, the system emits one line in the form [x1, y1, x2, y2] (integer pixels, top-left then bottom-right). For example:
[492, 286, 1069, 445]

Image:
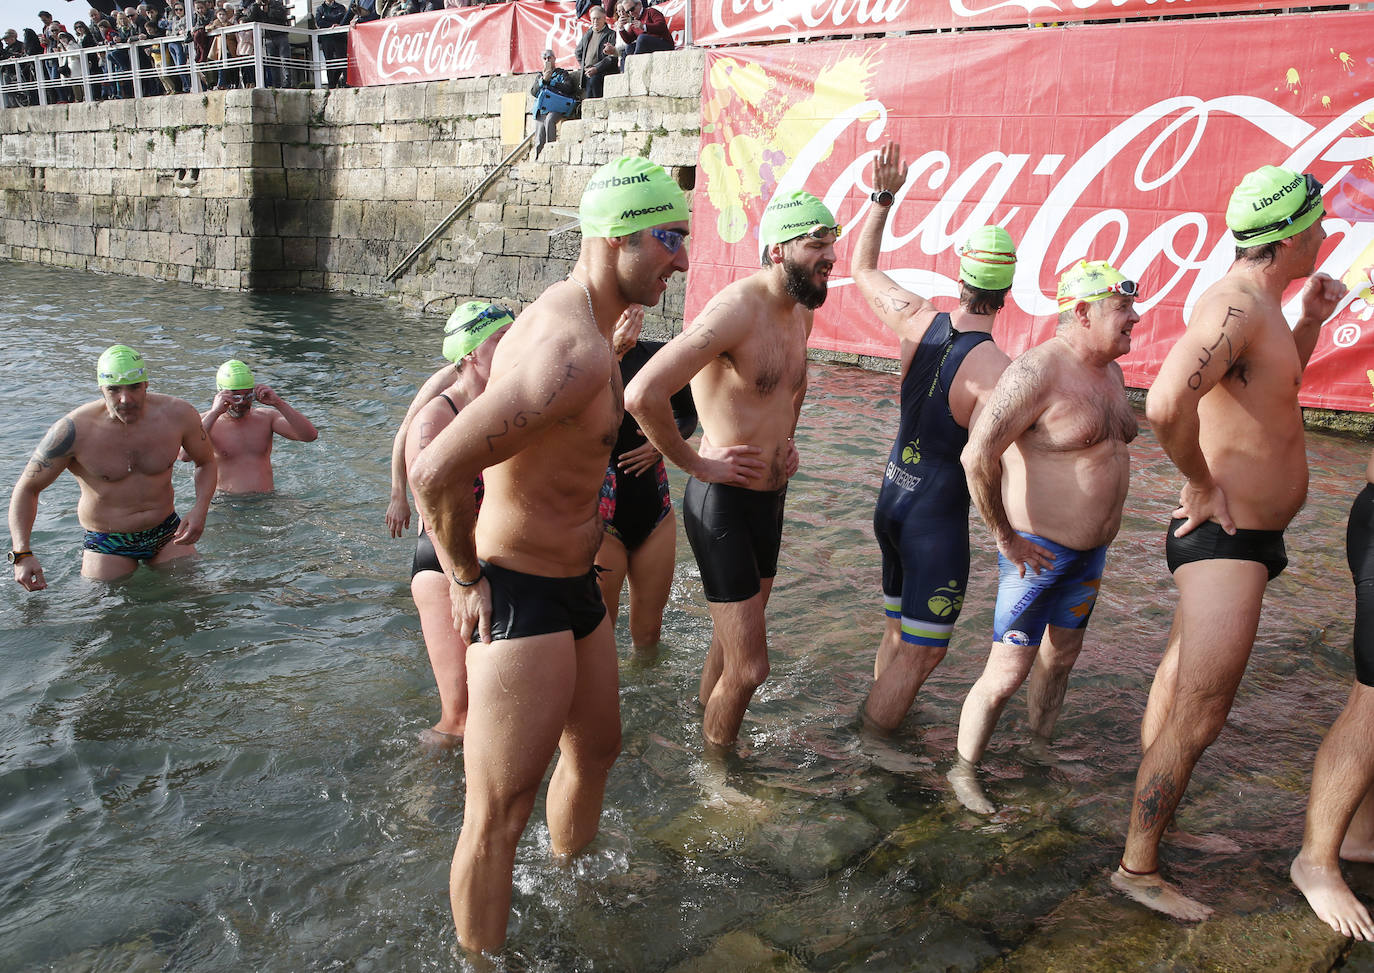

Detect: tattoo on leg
[1137, 769, 1179, 831]
[27, 418, 76, 475]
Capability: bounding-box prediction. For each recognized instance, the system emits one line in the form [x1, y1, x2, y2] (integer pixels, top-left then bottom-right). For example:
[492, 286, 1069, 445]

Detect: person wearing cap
[625, 186, 837, 749]
[852, 142, 1016, 734]
[408, 156, 689, 952]
[948, 258, 1139, 815]
[402, 302, 512, 748]
[199, 359, 318, 495]
[8, 345, 217, 589]
[385, 301, 519, 539]
[1111, 165, 1347, 922]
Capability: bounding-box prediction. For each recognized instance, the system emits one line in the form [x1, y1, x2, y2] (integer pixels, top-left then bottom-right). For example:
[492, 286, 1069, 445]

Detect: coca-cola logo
[766, 94, 1374, 324]
[372, 12, 481, 80]
[708, 0, 912, 38]
[541, 10, 582, 52]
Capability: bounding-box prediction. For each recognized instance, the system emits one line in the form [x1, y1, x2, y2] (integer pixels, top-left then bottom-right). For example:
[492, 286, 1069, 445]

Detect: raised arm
[1145, 293, 1260, 536]
[258, 385, 319, 442]
[624, 303, 765, 485]
[176, 403, 217, 545]
[961, 353, 1053, 576]
[8, 415, 77, 590]
[1293, 272, 1347, 369]
[852, 141, 938, 343]
[387, 363, 455, 538]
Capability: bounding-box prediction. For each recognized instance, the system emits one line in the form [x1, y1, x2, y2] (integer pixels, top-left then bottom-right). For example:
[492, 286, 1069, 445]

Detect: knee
[729, 655, 770, 692]
[466, 786, 540, 849]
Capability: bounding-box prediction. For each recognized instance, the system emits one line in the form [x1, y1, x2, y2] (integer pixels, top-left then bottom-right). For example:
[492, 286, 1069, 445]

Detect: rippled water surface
[2, 260, 1372, 970]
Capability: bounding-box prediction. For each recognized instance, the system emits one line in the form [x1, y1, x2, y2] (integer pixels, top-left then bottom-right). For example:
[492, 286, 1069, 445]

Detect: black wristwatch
[8, 550, 33, 564]
[871, 190, 895, 206]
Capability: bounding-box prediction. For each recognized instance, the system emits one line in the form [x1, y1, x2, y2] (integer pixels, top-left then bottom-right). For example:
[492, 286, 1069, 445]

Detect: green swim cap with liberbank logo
[96, 344, 148, 386]
[759, 190, 838, 246]
[1226, 165, 1325, 247]
[579, 157, 689, 239]
[216, 359, 255, 390]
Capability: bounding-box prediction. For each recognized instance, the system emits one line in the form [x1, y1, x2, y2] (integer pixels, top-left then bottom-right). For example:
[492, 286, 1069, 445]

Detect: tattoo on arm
[417, 419, 435, 450]
[26, 418, 76, 476]
[883, 286, 910, 312]
[687, 326, 718, 350]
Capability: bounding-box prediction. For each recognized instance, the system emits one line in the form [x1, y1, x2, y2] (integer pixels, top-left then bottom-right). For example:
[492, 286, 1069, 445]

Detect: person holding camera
[614, 0, 671, 71]
[529, 50, 581, 158]
[575, 4, 616, 99]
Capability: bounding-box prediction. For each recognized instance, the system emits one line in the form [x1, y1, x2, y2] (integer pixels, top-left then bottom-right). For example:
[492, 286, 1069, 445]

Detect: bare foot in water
[1291, 853, 1374, 940]
[418, 727, 462, 750]
[947, 758, 995, 814]
[1110, 866, 1214, 922]
[1164, 827, 1241, 855]
[1025, 735, 1059, 767]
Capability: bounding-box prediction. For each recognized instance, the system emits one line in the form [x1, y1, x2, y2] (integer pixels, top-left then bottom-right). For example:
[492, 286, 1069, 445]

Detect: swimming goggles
[650, 227, 688, 255]
[1079, 278, 1140, 302]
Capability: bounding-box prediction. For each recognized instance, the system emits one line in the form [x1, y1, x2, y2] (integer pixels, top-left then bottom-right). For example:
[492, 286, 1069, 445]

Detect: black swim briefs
[480, 559, 606, 642]
[682, 478, 787, 603]
[1165, 517, 1288, 581]
[412, 528, 442, 579]
[1347, 483, 1374, 687]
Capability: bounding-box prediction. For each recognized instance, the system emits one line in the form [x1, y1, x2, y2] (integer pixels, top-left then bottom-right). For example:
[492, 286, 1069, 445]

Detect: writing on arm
[1185, 306, 1246, 391]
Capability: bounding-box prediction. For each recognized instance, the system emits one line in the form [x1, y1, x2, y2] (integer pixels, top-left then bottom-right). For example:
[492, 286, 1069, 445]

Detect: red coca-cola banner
[691, 0, 1346, 45]
[348, 4, 516, 85]
[690, 12, 1374, 410]
[349, 0, 690, 85]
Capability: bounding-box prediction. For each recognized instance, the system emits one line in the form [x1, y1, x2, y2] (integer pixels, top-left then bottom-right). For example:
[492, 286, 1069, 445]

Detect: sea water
[1, 260, 1371, 971]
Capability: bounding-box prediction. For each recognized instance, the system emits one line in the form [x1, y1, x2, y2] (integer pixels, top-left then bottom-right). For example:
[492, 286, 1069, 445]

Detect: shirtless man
[408, 156, 689, 953]
[854, 142, 1015, 733]
[1292, 446, 1374, 941]
[201, 359, 318, 494]
[9, 345, 216, 588]
[1112, 165, 1347, 921]
[625, 188, 837, 747]
[948, 259, 1138, 814]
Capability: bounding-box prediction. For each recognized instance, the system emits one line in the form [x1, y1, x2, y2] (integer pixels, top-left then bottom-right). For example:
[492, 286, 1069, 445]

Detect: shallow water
[0, 259, 1370, 970]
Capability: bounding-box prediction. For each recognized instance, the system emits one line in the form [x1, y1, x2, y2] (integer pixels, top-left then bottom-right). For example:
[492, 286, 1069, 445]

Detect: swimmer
[200, 359, 318, 494]
[1292, 446, 1374, 941]
[404, 302, 513, 747]
[853, 141, 1015, 734]
[9, 345, 217, 587]
[386, 305, 521, 537]
[1114, 165, 1347, 922]
[595, 303, 698, 653]
[949, 259, 1138, 815]
[626, 188, 836, 748]
[408, 157, 689, 953]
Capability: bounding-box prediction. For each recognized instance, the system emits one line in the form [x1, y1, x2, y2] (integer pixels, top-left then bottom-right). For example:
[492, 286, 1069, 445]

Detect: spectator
[21, 27, 47, 100]
[55, 30, 80, 100]
[615, 0, 671, 70]
[261, 0, 293, 83]
[576, 4, 616, 99]
[529, 49, 580, 158]
[207, 5, 238, 88]
[191, 0, 213, 68]
[0, 29, 30, 107]
[161, 1, 188, 92]
[37, 10, 66, 89]
[107, 11, 134, 96]
[73, 21, 102, 98]
[314, 0, 348, 88]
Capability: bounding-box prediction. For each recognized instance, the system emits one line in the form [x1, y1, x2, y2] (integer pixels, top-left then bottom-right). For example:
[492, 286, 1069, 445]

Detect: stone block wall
[0, 48, 706, 334]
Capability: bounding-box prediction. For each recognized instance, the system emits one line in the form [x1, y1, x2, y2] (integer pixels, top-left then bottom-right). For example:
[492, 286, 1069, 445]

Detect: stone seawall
[0, 48, 705, 335]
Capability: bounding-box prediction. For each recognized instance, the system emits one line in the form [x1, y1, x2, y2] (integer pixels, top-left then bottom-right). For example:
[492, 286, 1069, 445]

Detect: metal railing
[0, 23, 351, 108]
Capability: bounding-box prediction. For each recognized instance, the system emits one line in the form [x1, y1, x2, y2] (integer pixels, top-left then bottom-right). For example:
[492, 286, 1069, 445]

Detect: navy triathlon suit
[411, 393, 485, 579]
[600, 340, 697, 551]
[1348, 482, 1374, 686]
[872, 312, 993, 647]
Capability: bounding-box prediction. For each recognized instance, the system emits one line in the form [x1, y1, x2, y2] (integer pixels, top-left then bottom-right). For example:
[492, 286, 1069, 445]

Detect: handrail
[384, 129, 540, 283]
[0, 23, 350, 107]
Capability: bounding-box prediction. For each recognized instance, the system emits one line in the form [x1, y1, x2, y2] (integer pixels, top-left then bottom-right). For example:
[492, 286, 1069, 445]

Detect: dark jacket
[575, 24, 616, 75]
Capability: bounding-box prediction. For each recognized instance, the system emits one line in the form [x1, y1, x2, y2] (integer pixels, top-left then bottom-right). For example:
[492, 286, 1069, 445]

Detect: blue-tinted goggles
[650, 227, 687, 255]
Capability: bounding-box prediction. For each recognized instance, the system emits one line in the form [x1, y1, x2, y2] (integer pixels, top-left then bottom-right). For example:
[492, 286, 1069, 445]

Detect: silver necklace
[569, 275, 597, 330]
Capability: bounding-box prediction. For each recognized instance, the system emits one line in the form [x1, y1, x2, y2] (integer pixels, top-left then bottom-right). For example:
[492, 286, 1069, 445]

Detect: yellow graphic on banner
[702, 52, 878, 244]
[1334, 49, 1355, 73]
[1286, 67, 1302, 94]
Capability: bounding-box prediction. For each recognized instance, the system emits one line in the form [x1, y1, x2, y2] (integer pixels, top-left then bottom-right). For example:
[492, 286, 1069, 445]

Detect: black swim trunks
[412, 528, 442, 579]
[1347, 483, 1374, 686]
[1164, 518, 1288, 581]
[682, 479, 787, 603]
[82, 512, 180, 560]
[481, 559, 606, 642]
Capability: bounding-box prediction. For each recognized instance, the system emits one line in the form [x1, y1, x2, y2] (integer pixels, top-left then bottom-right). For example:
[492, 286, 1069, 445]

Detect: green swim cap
[1056, 259, 1138, 311]
[216, 359, 255, 390]
[579, 156, 689, 239]
[958, 226, 1017, 290]
[96, 344, 148, 387]
[443, 302, 514, 363]
[759, 189, 839, 246]
[1227, 166, 1325, 247]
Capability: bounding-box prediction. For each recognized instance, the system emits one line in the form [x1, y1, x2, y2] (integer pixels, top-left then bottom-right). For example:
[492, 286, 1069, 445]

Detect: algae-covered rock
[665, 931, 808, 973]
